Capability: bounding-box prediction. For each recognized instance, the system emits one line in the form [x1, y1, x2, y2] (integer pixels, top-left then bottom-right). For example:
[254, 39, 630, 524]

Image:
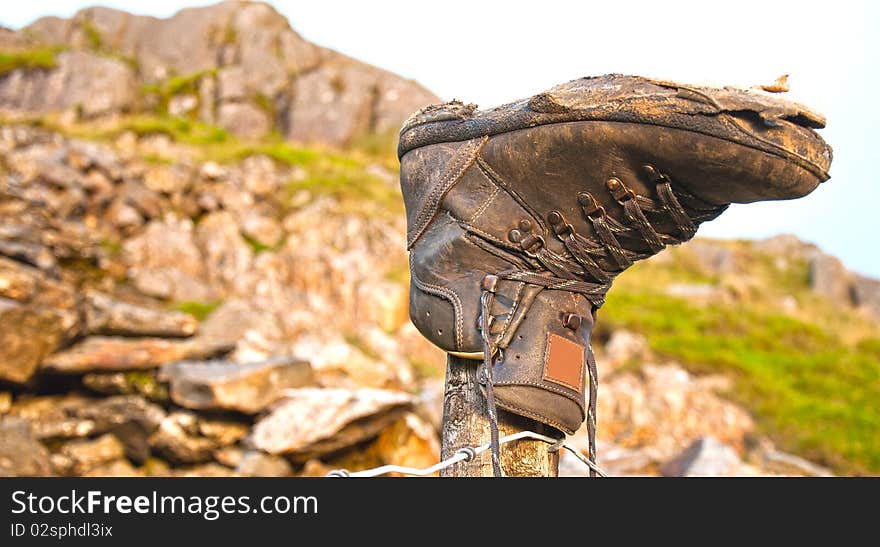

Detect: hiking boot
[397, 74, 832, 453]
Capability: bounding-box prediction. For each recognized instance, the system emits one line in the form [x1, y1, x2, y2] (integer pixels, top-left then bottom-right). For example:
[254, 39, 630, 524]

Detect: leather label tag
[542, 333, 585, 393]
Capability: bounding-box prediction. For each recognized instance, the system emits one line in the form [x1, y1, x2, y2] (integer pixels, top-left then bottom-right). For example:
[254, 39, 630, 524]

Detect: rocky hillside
[0, 3, 877, 478]
[0, 119, 877, 477]
[592, 236, 880, 475]
[0, 1, 438, 145]
[0, 122, 444, 477]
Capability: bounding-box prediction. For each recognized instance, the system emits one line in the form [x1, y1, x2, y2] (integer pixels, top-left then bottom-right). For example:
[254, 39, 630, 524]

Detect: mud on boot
[398, 74, 832, 467]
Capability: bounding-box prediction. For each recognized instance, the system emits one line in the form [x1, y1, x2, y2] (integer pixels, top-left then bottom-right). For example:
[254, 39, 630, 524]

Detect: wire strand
[325, 430, 609, 478]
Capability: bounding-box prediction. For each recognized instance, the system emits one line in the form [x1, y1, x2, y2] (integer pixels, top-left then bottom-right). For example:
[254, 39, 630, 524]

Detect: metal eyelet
[578, 192, 606, 220]
[481, 274, 499, 292]
[547, 210, 573, 237]
[642, 164, 672, 184]
[606, 177, 636, 202]
[519, 233, 545, 255]
[562, 313, 582, 330]
[546, 210, 564, 225]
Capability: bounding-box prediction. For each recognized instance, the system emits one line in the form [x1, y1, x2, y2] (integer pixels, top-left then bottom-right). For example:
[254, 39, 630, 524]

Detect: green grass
[0, 48, 59, 75]
[5, 111, 403, 215]
[141, 69, 216, 116]
[600, 257, 880, 474]
[857, 338, 880, 357]
[234, 141, 320, 166]
[122, 115, 230, 145]
[282, 167, 402, 215]
[174, 300, 223, 321]
[186, 134, 401, 214]
[241, 232, 277, 254]
[161, 70, 214, 98]
[50, 114, 230, 146]
[81, 20, 103, 50]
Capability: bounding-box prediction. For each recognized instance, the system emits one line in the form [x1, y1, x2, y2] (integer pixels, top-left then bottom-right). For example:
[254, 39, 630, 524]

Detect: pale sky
[3, 1, 879, 276]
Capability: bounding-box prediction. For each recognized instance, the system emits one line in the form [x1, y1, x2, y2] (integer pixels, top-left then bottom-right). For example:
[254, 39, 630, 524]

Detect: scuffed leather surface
[399, 74, 832, 433]
[400, 74, 832, 184]
[408, 214, 513, 352]
[488, 282, 596, 434]
[400, 138, 485, 249]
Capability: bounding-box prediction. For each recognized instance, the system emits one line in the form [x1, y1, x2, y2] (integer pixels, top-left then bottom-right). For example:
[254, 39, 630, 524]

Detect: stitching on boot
[493, 378, 585, 398]
[409, 253, 464, 349]
[462, 232, 534, 270]
[491, 281, 525, 346]
[468, 183, 500, 223]
[492, 397, 580, 435]
[476, 156, 549, 234]
[407, 136, 489, 249]
[542, 333, 586, 393]
[454, 216, 522, 253]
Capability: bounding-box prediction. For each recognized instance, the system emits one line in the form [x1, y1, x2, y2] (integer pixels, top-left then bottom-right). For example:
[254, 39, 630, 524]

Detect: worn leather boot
[398, 74, 831, 473]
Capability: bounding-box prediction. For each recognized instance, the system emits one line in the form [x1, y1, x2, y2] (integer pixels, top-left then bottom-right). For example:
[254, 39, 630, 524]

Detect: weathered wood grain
[440, 354, 558, 477]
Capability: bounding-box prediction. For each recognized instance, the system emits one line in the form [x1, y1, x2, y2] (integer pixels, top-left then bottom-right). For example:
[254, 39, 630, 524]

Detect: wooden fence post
[439, 354, 559, 477]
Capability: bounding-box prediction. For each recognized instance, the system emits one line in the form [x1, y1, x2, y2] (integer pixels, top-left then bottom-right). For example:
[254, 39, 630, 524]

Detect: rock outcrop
[0, 123, 438, 476]
[0, 2, 440, 145]
[1, 3, 874, 475]
[0, 50, 138, 118]
[0, 119, 866, 476]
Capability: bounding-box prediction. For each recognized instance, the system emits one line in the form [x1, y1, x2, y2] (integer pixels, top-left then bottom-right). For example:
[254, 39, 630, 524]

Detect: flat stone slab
[8, 394, 165, 443]
[252, 388, 412, 460]
[42, 336, 227, 373]
[84, 291, 199, 337]
[161, 357, 314, 414]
